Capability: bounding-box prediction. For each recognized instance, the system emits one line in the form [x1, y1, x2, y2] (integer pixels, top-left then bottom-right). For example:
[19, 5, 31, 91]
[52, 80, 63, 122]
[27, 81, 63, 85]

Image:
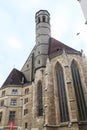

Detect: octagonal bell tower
[35, 10, 51, 71]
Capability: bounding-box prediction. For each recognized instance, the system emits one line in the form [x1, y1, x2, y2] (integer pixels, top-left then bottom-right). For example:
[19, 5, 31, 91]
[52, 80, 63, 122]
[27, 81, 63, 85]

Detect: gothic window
[37, 81, 43, 116]
[42, 16, 46, 22]
[56, 62, 69, 122]
[71, 60, 87, 121]
[9, 111, 16, 122]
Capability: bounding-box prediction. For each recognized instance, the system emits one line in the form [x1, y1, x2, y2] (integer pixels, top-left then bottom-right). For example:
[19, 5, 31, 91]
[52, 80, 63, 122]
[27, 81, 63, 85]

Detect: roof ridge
[1, 68, 27, 88]
[50, 37, 78, 51]
[48, 37, 81, 57]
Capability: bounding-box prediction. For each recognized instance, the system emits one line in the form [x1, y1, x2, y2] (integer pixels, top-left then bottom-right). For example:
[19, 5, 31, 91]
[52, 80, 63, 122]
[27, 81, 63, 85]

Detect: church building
[0, 10, 87, 130]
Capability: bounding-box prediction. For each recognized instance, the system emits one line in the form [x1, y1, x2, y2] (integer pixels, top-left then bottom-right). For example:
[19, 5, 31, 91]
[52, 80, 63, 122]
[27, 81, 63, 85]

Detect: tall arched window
[42, 16, 46, 22]
[56, 62, 69, 122]
[71, 60, 87, 121]
[37, 81, 43, 116]
[38, 17, 40, 23]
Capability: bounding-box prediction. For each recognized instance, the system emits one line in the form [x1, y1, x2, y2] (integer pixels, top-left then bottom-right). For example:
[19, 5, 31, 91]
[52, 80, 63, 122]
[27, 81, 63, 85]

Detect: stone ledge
[79, 121, 87, 125]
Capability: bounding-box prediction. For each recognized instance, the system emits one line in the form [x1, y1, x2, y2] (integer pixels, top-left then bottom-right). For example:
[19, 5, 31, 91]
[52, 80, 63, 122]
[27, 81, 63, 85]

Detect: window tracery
[71, 60, 87, 121]
[56, 62, 69, 122]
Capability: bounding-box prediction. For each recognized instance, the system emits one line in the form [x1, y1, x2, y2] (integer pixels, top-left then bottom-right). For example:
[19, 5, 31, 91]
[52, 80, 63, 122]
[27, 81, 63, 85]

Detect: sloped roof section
[2, 68, 27, 88]
[48, 37, 81, 58]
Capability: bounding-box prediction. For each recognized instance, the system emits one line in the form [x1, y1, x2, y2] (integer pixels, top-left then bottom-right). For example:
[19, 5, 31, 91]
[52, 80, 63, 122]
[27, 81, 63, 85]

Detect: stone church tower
[21, 10, 51, 81]
[0, 10, 87, 130]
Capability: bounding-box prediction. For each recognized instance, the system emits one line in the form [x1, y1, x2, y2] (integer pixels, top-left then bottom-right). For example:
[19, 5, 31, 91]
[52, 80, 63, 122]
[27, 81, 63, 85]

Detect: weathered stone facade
[0, 10, 87, 130]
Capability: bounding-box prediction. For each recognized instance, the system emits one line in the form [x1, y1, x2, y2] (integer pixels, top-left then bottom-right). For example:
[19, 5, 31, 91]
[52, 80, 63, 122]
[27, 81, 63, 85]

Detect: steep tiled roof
[2, 68, 27, 88]
[48, 37, 81, 58]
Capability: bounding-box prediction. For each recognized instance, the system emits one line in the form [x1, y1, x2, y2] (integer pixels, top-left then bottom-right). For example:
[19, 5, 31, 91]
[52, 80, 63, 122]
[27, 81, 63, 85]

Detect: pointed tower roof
[48, 37, 81, 58]
[2, 68, 27, 88]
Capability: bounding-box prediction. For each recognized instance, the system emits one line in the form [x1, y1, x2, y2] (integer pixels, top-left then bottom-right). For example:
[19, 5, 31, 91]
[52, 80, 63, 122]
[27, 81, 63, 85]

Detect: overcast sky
[0, 0, 87, 87]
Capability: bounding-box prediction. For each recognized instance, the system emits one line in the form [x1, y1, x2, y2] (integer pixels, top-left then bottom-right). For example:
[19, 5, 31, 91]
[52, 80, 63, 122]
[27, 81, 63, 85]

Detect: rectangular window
[11, 89, 18, 95]
[24, 109, 28, 115]
[9, 111, 16, 122]
[24, 98, 28, 104]
[0, 112, 2, 122]
[25, 88, 29, 94]
[10, 99, 17, 106]
[25, 122, 28, 129]
[2, 90, 6, 96]
[1, 100, 4, 106]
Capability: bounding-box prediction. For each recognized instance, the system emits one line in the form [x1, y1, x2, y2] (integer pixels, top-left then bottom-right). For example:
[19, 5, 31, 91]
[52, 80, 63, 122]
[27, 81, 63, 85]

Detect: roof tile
[48, 37, 81, 57]
[2, 68, 27, 88]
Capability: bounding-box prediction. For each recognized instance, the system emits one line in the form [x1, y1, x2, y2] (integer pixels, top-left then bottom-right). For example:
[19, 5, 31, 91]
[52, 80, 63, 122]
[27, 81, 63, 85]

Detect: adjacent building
[0, 10, 87, 130]
[77, 0, 87, 24]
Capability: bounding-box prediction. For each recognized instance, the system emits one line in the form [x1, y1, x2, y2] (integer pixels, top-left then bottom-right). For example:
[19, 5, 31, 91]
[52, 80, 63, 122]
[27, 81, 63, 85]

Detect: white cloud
[67, 22, 87, 57]
[50, 1, 87, 58]
[0, 0, 87, 88]
[7, 36, 22, 49]
[71, 23, 87, 44]
[51, 5, 70, 40]
[79, 24, 87, 42]
[51, 17, 67, 39]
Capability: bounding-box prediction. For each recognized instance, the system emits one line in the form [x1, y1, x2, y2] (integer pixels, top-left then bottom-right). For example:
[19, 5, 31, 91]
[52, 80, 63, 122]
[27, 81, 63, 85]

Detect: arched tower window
[47, 17, 49, 23]
[71, 60, 87, 121]
[55, 62, 69, 122]
[42, 16, 46, 22]
[37, 81, 43, 116]
[38, 17, 40, 23]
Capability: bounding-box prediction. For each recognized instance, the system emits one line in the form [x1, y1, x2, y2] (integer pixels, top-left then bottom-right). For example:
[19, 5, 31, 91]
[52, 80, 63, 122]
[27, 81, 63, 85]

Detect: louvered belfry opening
[71, 60, 87, 121]
[56, 62, 69, 122]
[37, 81, 43, 116]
